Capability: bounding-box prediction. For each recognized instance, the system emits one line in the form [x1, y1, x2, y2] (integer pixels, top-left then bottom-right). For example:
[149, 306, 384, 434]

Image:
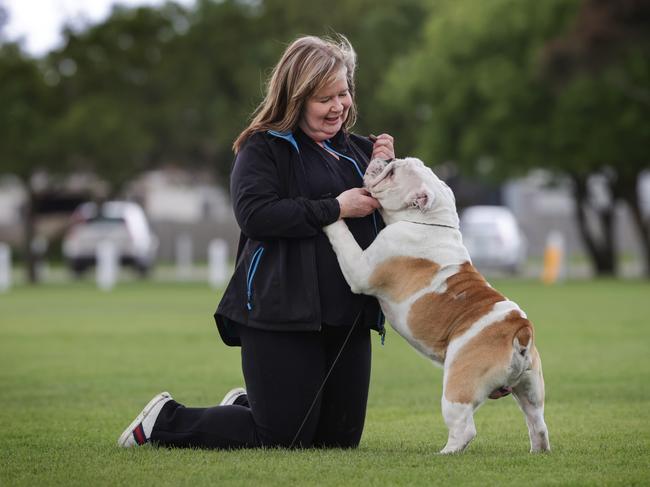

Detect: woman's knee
[313, 436, 361, 449]
[256, 424, 316, 449]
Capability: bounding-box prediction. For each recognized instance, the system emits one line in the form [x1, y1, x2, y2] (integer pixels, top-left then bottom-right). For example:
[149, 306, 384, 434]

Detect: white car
[62, 201, 158, 276]
[459, 205, 527, 274]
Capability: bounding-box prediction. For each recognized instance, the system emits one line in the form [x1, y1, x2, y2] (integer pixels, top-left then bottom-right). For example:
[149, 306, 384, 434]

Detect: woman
[118, 34, 395, 449]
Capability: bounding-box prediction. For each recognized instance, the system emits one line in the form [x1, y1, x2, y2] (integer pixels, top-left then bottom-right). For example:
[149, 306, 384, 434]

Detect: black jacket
[214, 128, 385, 346]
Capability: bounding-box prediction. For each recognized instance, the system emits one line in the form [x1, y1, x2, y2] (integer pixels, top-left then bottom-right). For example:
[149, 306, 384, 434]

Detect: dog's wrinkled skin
[324, 157, 550, 454]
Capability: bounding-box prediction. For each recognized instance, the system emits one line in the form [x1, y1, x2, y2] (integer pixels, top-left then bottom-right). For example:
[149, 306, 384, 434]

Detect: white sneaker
[219, 387, 247, 406]
[117, 392, 172, 447]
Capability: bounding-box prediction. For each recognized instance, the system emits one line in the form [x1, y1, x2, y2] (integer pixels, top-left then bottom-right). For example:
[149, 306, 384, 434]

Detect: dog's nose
[366, 158, 388, 174]
[364, 159, 385, 179]
[364, 158, 390, 187]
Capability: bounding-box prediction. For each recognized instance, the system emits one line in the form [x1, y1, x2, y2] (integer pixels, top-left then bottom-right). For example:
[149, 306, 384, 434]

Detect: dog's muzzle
[364, 158, 392, 187]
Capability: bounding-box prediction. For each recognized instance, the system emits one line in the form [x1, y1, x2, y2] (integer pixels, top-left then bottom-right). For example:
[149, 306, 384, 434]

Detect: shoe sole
[219, 387, 246, 406]
[117, 392, 171, 447]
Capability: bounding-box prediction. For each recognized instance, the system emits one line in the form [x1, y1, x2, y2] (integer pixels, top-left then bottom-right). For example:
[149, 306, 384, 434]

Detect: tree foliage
[44, 3, 191, 187]
[380, 0, 579, 175]
[28, 0, 430, 183]
[0, 0, 431, 282]
[380, 0, 650, 276]
[1, 0, 648, 278]
[542, 0, 650, 275]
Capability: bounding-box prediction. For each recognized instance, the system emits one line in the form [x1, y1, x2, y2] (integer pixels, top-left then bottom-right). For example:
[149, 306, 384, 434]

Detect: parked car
[459, 205, 527, 274]
[62, 201, 158, 276]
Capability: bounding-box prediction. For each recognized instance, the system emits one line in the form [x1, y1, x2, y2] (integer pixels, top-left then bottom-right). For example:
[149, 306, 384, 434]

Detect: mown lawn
[1, 279, 649, 486]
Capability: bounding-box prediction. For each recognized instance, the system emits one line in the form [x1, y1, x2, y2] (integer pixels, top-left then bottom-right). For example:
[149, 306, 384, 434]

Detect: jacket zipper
[323, 140, 380, 236]
[323, 140, 386, 341]
[246, 246, 265, 310]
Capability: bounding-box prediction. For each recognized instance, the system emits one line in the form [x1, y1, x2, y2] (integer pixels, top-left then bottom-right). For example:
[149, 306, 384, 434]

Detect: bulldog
[324, 157, 550, 454]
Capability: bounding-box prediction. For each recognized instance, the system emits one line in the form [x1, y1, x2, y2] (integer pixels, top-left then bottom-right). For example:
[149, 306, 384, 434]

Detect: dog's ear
[407, 185, 435, 211]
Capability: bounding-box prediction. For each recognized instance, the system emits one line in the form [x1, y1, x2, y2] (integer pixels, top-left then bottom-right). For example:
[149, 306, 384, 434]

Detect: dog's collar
[403, 220, 458, 230]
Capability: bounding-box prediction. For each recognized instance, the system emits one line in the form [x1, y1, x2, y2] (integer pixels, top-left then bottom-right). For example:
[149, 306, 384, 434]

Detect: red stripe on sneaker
[133, 423, 147, 445]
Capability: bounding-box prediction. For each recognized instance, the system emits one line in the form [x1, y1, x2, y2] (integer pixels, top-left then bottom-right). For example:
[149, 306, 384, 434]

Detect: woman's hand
[336, 188, 380, 219]
[371, 133, 395, 161]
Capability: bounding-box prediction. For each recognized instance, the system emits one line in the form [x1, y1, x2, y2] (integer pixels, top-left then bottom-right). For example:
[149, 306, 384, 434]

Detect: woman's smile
[299, 68, 352, 142]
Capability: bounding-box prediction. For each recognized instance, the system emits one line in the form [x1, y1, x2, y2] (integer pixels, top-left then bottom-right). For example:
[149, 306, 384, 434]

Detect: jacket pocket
[246, 245, 265, 310]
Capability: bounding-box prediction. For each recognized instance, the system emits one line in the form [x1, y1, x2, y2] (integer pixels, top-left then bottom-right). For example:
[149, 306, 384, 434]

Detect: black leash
[403, 220, 458, 229]
[288, 308, 364, 449]
[288, 135, 393, 448]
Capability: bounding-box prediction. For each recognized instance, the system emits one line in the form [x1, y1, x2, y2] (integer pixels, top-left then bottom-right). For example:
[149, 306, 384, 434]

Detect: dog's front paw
[323, 219, 347, 237]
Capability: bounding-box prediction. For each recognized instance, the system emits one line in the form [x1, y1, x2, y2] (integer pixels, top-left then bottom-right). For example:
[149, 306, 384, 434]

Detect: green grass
[1, 279, 649, 486]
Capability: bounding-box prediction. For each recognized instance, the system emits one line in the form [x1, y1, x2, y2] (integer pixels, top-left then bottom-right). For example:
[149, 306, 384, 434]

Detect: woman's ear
[407, 184, 435, 211]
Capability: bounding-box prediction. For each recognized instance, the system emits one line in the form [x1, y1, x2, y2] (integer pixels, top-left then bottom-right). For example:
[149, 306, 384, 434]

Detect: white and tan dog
[324, 157, 550, 454]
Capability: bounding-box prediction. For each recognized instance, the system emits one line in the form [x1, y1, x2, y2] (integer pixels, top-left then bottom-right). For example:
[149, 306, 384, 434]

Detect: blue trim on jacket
[267, 130, 299, 153]
[322, 140, 364, 179]
[216, 129, 386, 345]
[246, 246, 265, 310]
[323, 140, 380, 237]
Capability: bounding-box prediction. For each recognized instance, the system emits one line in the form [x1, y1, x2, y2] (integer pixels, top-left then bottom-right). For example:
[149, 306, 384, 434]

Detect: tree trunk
[628, 199, 650, 278]
[570, 173, 617, 276]
[22, 185, 39, 284]
[612, 170, 650, 279]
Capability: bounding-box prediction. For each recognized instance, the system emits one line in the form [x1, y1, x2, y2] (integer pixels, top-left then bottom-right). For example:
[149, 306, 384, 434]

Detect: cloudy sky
[2, 0, 194, 55]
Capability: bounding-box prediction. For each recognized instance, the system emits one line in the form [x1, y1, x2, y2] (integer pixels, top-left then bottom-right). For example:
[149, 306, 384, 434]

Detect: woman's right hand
[336, 188, 381, 219]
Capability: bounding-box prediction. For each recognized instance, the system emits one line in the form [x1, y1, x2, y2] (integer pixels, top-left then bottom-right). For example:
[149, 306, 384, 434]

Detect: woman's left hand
[371, 133, 395, 161]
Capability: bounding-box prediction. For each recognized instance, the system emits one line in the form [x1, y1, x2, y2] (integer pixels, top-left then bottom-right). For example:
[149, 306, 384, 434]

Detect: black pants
[151, 323, 371, 449]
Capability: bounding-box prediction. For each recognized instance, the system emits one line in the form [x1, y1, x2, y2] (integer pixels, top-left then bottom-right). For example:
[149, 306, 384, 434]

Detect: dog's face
[364, 158, 457, 224]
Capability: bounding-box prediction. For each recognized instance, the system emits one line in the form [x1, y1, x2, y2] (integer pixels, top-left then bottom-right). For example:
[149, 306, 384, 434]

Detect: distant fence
[513, 202, 644, 258]
[150, 219, 240, 263]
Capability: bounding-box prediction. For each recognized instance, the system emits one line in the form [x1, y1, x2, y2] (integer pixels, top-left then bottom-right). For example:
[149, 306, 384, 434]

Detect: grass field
[1, 278, 649, 486]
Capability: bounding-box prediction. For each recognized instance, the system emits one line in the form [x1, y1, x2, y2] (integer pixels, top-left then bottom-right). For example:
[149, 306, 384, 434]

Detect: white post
[96, 240, 118, 291]
[208, 239, 228, 288]
[31, 236, 49, 282]
[175, 234, 193, 280]
[0, 242, 11, 292]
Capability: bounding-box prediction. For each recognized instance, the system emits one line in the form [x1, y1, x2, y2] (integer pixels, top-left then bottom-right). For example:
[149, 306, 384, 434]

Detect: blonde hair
[233, 34, 357, 153]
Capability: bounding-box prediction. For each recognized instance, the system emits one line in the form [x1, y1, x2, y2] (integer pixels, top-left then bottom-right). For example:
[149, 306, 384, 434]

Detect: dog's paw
[323, 219, 346, 236]
[438, 447, 464, 455]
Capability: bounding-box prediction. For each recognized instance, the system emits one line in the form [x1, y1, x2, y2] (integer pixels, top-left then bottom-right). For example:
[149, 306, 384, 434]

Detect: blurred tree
[0, 0, 430, 282]
[380, 0, 578, 176]
[1, 3, 190, 282]
[0, 1, 7, 40]
[543, 0, 650, 275]
[45, 3, 191, 188]
[163, 0, 274, 180]
[43, 0, 432, 182]
[0, 42, 61, 282]
[346, 0, 431, 138]
[4, 0, 430, 185]
[381, 0, 649, 277]
[183, 0, 430, 178]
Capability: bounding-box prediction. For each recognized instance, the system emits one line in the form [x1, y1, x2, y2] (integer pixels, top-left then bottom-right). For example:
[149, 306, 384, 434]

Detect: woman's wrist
[335, 195, 345, 219]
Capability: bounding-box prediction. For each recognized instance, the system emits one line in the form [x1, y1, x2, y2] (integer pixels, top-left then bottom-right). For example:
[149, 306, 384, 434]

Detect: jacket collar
[267, 130, 299, 153]
[268, 127, 348, 153]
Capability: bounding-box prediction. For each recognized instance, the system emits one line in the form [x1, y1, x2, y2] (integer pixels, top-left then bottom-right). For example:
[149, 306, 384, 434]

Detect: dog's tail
[513, 324, 533, 357]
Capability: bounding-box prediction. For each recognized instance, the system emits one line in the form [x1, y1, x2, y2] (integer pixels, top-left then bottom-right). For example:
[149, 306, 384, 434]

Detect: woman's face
[299, 69, 352, 142]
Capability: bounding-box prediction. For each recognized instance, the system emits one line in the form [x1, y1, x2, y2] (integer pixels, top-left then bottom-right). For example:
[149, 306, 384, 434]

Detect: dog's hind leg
[512, 347, 550, 453]
[439, 396, 477, 454]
